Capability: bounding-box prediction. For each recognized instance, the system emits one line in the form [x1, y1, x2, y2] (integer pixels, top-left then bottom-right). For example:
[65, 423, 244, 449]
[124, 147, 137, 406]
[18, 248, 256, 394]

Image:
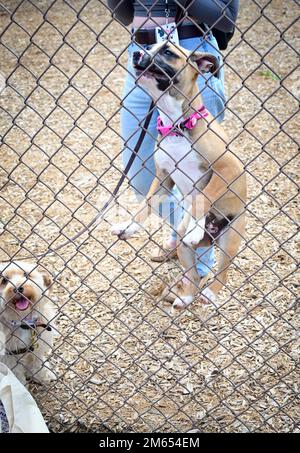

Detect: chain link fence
[0, 0, 299, 433]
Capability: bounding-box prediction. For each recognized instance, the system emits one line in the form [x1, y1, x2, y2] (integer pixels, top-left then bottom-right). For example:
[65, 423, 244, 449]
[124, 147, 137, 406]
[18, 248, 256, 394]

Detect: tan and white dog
[112, 42, 246, 310]
[0, 261, 56, 385]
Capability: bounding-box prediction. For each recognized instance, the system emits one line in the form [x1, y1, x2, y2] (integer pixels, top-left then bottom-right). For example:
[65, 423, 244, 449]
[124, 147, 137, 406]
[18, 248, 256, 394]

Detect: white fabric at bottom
[0, 363, 49, 433]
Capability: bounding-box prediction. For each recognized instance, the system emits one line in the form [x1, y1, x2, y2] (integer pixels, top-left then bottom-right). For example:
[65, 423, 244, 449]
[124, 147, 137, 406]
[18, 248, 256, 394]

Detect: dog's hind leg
[172, 244, 200, 310]
[168, 213, 201, 310]
[200, 213, 246, 304]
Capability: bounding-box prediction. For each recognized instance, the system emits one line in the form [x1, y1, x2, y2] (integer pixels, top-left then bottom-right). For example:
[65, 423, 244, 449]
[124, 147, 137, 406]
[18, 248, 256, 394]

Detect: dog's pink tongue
[15, 297, 29, 311]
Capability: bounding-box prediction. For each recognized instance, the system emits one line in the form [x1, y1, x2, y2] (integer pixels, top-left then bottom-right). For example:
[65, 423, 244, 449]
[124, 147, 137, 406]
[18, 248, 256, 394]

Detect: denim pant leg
[121, 43, 184, 230]
[180, 33, 225, 122]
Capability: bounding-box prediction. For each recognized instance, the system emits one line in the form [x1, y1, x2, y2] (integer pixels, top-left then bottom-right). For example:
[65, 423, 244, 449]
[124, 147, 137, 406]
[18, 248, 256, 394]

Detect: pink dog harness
[157, 105, 209, 137]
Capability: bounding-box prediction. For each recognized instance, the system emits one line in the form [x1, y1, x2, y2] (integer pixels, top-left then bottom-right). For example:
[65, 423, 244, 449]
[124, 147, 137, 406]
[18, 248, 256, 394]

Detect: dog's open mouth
[134, 64, 169, 81]
[13, 295, 31, 311]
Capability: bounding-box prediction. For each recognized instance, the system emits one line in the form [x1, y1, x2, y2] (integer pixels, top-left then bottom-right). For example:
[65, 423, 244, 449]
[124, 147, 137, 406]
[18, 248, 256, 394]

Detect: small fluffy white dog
[0, 261, 56, 385]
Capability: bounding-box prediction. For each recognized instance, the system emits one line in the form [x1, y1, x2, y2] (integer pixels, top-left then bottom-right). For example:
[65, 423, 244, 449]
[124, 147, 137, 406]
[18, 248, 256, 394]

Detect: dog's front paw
[31, 367, 57, 385]
[182, 217, 205, 247]
[172, 295, 194, 311]
[199, 287, 217, 304]
[111, 221, 140, 240]
[183, 228, 204, 247]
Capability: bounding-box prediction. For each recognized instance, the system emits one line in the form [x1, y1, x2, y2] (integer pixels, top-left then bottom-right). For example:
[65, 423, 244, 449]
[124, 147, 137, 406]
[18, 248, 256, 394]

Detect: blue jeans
[121, 33, 225, 276]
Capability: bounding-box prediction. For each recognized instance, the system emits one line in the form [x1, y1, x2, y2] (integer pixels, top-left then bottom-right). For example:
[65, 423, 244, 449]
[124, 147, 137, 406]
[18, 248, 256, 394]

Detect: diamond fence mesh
[0, 0, 299, 433]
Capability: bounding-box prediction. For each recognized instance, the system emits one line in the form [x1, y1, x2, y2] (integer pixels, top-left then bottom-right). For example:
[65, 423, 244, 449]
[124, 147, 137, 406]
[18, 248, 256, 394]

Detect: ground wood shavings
[0, 0, 299, 433]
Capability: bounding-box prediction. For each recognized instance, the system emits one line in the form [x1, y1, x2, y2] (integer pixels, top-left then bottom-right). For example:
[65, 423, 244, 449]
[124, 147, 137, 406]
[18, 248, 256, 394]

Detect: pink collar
[157, 105, 209, 137]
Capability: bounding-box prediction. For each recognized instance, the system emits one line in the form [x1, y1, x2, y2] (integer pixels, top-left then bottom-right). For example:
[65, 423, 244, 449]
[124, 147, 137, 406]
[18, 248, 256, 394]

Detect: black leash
[2, 101, 155, 262]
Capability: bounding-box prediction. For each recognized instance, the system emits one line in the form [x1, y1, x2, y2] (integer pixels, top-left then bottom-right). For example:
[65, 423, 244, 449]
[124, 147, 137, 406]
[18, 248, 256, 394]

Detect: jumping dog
[112, 42, 247, 310]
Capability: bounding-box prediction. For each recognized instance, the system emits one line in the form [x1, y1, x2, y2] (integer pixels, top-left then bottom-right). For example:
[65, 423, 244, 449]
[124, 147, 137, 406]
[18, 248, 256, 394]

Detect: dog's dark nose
[14, 286, 24, 293]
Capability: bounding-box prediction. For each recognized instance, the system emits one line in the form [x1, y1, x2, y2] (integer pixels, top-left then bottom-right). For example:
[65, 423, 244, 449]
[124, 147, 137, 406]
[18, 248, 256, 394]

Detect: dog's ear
[41, 270, 53, 289]
[190, 52, 219, 76]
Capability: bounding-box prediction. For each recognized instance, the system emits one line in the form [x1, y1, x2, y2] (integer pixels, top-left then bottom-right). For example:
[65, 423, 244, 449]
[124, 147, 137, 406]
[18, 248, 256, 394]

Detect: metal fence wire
[0, 0, 299, 433]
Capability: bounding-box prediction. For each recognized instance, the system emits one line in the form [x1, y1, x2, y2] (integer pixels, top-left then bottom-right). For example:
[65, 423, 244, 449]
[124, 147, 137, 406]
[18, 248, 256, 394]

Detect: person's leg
[121, 44, 157, 200]
[193, 33, 226, 123]
[121, 43, 183, 242]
